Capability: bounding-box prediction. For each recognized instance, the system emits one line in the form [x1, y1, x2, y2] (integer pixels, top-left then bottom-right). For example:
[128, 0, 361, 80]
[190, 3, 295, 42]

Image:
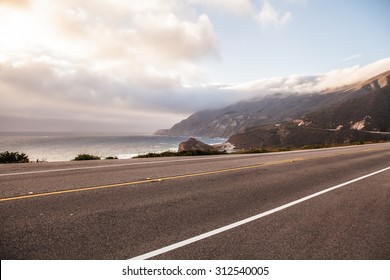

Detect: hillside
[228, 123, 390, 150]
[303, 74, 390, 132]
[155, 70, 390, 138]
[154, 92, 354, 138]
[228, 71, 390, 149]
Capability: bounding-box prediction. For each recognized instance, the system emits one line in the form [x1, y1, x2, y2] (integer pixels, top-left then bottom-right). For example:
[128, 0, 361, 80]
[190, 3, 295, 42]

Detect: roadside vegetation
[72, 154, 119, 160]
[0, 151, 30, 164]
[72, 153, 101, 161]
[299, 140, 380, 150]
[105, 156, 118, 160]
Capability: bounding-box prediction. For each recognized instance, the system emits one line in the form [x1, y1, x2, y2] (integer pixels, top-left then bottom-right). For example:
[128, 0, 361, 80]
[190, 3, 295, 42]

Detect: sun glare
[0, 7, 38, 51]
[0, 5, 85, 62]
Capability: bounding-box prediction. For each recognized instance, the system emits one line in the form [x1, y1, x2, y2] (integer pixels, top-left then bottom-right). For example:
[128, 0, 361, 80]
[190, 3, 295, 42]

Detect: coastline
[0, 132, 227, 163]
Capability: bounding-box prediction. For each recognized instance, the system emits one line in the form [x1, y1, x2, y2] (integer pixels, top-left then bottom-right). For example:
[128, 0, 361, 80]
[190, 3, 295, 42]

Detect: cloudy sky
[0, 0, 389, 133]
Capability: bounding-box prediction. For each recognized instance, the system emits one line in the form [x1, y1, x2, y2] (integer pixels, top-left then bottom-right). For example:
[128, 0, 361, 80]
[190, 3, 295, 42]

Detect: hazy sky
[0, 0, 389, 133]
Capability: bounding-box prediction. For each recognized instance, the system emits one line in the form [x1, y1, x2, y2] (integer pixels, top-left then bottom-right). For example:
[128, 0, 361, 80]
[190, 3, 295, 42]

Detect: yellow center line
[361, 148, 378, 152]
[0, 153, 342, 203]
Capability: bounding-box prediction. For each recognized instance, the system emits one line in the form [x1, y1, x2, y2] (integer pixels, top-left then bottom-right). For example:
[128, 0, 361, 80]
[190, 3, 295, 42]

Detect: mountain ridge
[155, 70, 390, 139]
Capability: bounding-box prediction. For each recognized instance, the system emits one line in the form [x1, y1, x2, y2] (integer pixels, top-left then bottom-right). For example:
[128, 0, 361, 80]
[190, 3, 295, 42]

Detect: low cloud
[0, 59, 238, 132]
[224, 57, 390, 94]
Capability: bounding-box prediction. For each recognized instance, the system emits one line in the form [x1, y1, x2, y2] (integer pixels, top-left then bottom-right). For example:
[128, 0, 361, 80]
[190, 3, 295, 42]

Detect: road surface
[0, 143, 389, 259]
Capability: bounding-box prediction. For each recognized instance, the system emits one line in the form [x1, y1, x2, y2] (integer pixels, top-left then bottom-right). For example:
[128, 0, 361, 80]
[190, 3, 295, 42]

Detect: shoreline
[2, 140, 389, 164]
[0, 133, 227, 163]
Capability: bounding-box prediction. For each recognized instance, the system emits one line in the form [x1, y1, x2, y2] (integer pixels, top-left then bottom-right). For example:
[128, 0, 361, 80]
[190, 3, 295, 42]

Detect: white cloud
[191, 0, 294, 27]
[257, 0, 292, 27]
[224, 57, 390, 94]
[189, 0, 255, 16]
[0, 0, 219, 86]
[315, 57, 390, 90]
[341, 54, 362, 62]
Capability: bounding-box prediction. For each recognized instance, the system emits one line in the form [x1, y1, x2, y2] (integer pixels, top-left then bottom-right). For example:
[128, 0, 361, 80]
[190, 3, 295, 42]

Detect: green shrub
[0, 151, 30, 164]
[105, 156, 118, 160]
[72, 154, 101, 161]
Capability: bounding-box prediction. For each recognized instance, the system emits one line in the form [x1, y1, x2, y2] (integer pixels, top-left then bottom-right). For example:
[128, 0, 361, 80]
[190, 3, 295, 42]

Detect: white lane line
[130, 166, 390, 260]
[0, 156, 231, 177]
[0, 152, 308, 177]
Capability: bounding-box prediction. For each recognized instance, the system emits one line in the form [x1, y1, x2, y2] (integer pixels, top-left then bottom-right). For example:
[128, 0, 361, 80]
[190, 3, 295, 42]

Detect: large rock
[178, 138, 217, 152]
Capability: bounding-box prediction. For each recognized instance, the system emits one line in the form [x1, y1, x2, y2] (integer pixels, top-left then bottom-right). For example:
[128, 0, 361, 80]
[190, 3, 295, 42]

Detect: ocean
[0, 132, 226, 162]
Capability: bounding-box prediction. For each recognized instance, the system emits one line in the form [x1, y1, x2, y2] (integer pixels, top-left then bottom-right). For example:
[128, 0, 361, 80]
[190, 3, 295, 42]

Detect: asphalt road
[0, 143, 389, 259]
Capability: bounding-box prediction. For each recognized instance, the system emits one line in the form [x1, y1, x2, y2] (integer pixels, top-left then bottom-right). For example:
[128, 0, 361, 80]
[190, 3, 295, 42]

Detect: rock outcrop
[178, 138, 217, 152]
